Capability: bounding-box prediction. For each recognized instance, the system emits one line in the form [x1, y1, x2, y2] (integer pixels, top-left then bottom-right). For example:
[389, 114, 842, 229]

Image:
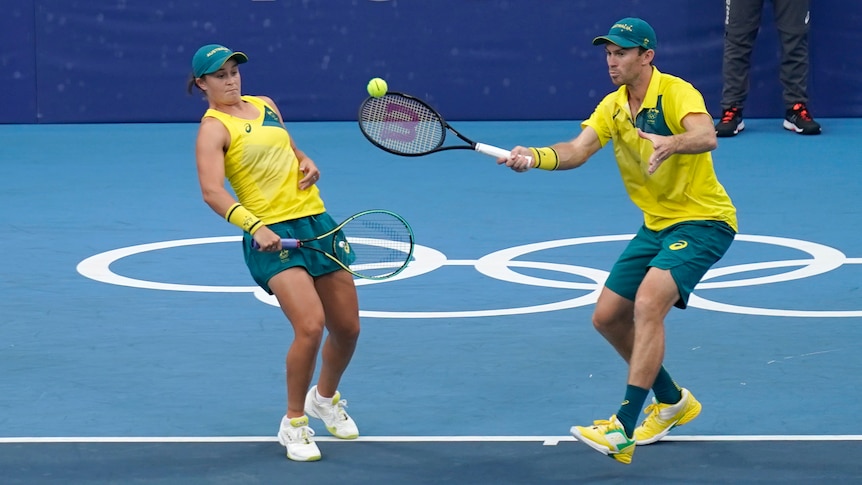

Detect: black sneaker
[783, 103, 821, 135]
[715, 107, 744, 137]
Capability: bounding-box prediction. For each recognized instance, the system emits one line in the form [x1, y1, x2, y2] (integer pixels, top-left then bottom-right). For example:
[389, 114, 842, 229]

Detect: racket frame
[254, 209, 414, 280]
[358, 92, 511, 159]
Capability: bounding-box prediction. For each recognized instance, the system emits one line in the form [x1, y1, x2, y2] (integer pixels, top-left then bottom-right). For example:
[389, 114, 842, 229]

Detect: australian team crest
[262, 107, 283, 128]
[638, 99, 671, 136]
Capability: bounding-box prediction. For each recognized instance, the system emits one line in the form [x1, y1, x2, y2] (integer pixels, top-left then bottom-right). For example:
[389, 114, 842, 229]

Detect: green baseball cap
[192, 44, 248, 78]
[592, 17, 657, 51]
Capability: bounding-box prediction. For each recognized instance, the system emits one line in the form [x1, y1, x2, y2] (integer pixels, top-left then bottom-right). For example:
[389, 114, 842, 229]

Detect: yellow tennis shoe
[634, 388, 702, 445]
[570, 415, 636, 464]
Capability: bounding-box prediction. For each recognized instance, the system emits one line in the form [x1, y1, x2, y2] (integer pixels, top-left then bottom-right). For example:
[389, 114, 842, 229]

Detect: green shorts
[604, 220, 736, 309]
[242, 212, 347, 294]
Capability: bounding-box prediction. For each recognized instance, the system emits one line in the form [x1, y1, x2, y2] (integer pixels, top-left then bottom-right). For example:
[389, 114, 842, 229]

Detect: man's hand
[637, 129, 678, 175]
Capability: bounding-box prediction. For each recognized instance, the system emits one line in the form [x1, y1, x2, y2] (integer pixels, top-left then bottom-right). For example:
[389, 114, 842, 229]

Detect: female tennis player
[189, 44, 360, 462]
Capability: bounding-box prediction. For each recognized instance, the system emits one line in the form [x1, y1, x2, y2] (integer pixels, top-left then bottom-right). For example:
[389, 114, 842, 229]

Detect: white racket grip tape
[474, 143, 534, 167]
[474, 143, 510, 158]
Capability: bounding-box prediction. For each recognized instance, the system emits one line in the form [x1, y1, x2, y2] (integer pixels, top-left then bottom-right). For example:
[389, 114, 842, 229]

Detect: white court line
[2, 435, 862, 445]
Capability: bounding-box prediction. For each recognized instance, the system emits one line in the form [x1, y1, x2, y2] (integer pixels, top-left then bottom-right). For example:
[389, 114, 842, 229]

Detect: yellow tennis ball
[367, 77, 388, 98]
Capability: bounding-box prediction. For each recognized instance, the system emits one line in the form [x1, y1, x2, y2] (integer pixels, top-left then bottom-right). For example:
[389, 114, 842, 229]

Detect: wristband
[225, 203, 263, 235]
[529, 146, 560, 171]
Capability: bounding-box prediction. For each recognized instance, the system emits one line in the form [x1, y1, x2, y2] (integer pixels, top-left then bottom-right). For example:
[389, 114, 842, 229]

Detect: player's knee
[330, 319, 360, 344]
[293, 318, 326, 343]
[592, 308, 622, 334]
[633, 292, 675, 324]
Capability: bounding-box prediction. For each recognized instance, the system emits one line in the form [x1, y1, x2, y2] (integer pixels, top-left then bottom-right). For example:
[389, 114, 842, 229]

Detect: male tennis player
[500, 18, 737, 464]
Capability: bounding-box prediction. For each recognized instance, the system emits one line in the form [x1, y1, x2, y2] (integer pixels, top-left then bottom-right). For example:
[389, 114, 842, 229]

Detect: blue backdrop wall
[1, 0, 860, 124]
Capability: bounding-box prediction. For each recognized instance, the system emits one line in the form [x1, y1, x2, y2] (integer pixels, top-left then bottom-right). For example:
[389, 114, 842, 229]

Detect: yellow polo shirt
[582, 67, 737, 232]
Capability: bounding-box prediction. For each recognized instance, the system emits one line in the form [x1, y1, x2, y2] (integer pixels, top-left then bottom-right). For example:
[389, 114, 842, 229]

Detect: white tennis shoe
[304, 385, 359, 439]
[277, 415, 321, 462]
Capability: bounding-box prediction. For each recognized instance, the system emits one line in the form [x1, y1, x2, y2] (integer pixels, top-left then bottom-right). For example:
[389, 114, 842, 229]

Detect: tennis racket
[252, 209, 414, 280]
[358, 91, 531, 163]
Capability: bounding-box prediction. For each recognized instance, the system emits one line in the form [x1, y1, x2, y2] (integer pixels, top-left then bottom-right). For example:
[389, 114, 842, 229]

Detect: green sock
[652, 366, 683, 404]
[616, 385, 649, 439]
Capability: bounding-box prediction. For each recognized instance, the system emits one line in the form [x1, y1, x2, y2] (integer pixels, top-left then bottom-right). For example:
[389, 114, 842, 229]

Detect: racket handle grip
[474, 143, 511, 159]
[475, 143, 534, 167]
[252, 238, 301, 250]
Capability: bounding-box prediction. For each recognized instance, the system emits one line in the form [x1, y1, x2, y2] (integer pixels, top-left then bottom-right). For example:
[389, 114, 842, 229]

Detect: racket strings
[360, 95, 445, 155]
[340, 214, 413, 279]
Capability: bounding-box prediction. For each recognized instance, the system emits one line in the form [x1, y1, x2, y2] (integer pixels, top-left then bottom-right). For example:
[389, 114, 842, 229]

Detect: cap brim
[199, 52, 249, 77]
[592, 35, 641, 48]
[227, 52, 249, 65]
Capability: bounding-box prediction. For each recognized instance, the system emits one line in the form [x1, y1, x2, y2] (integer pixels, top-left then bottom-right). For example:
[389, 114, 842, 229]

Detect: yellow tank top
[203, 95, 325, 224]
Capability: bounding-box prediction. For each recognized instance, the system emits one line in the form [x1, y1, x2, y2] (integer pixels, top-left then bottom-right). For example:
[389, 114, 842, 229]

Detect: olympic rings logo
[76, 234, 862, 319]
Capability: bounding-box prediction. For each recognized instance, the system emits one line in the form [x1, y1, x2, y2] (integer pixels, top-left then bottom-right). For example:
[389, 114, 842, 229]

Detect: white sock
[315, 388, 334, 405]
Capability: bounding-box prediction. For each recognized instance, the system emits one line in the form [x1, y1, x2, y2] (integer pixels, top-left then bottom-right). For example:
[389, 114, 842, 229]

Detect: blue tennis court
[2, 118, 861, 483]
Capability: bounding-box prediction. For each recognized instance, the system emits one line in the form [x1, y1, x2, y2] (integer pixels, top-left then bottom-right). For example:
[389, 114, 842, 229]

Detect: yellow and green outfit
[204, 95, 343, 293]
[582, 67, 738, 308]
